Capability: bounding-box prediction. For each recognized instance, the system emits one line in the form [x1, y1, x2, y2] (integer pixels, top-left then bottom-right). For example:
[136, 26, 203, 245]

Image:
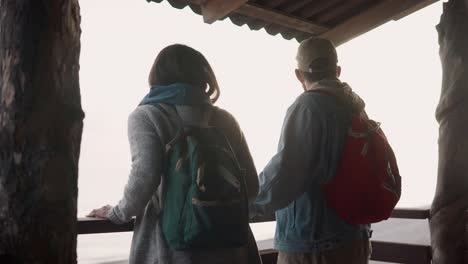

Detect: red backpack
[310, 89, 401, 225]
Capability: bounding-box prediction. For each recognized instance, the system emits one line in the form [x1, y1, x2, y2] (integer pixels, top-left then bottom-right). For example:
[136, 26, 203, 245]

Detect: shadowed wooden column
[430, 0, 468, 263]
[0, 0, 83, 263]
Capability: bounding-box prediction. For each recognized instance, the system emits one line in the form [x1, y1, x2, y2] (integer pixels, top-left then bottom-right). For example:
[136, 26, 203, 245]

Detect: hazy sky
[77, 0, 443, 216]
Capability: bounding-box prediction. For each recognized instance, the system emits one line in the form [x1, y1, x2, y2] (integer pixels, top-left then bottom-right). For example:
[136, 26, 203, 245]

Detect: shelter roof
[148, 0, 437, 45]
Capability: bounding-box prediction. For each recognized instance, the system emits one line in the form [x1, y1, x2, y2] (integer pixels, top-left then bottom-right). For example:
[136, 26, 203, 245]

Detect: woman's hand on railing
[87, 205, 112, 219]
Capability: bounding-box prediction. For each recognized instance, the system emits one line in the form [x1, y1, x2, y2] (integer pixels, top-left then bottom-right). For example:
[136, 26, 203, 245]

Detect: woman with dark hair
[88, 44, 261, 264]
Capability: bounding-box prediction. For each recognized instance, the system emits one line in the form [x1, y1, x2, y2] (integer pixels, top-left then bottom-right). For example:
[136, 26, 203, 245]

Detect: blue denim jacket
[251, 81, 369, 252]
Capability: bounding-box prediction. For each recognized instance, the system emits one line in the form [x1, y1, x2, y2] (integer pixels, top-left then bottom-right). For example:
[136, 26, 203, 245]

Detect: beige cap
[296, 37, 338, 72]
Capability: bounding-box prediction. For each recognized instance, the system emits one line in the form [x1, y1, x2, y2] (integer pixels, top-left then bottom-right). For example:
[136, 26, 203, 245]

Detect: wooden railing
[372, 208, 431, 263]
[78, 208, 432, 264]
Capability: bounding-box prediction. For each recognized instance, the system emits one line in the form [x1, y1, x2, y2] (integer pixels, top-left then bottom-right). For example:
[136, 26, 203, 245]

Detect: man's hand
[87, 205, 112, 219]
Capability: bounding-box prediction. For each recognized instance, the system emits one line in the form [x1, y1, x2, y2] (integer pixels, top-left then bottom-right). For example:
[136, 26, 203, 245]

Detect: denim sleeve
[251, 100, 323, 216]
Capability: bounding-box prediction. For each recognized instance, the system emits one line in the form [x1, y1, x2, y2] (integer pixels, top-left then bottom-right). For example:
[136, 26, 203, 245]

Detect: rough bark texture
[0, 0, 83, 263]
[430, 0, 468, 263]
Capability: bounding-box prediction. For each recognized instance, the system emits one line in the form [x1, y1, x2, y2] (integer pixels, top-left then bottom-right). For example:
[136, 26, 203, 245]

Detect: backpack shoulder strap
[158, 103, 184, 129]
[149, 103, 186, 154]
[160, 103, 215, 128]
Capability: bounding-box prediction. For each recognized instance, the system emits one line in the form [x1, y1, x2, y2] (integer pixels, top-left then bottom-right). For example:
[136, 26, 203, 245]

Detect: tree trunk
[0, 0, 82, 263]
[430, 0, 468, 263]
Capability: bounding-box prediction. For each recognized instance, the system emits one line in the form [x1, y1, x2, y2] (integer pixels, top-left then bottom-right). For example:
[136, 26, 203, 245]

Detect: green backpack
[158, 105, 249, 250]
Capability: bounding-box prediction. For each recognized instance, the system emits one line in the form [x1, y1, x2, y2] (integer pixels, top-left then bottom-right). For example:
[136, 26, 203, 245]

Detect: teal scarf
[139, 83, 211, 106]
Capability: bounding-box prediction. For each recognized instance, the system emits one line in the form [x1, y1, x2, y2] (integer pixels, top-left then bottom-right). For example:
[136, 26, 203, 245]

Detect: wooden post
[0, 0, 83, 263]
[430, 0, 468, 263]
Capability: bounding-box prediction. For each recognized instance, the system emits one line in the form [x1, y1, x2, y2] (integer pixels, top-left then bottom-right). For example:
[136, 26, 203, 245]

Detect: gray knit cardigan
[107, 104, 261, 264]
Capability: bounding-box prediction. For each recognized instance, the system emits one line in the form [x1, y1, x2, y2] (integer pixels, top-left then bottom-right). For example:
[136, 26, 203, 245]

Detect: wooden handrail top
[250, 207, 431, 222]
[78, 217, 134, 234]
[391, 207, 430, 219]
[78, 207, 430, 235]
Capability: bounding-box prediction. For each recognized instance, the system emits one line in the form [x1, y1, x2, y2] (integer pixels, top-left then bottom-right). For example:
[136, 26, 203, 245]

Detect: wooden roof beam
[234, 3, 329, 35]
[321, 0, 439, 46]
[198, 0, 249, 24]
[189, 0, 328, 36]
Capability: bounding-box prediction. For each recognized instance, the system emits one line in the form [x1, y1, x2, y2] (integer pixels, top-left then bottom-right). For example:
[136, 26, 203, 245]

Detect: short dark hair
[148, 44, 220, 103]
[301, 58, 338, 83]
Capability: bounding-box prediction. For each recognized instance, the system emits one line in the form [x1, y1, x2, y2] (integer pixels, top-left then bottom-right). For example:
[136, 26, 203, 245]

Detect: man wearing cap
[250, 37, 371, 263]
